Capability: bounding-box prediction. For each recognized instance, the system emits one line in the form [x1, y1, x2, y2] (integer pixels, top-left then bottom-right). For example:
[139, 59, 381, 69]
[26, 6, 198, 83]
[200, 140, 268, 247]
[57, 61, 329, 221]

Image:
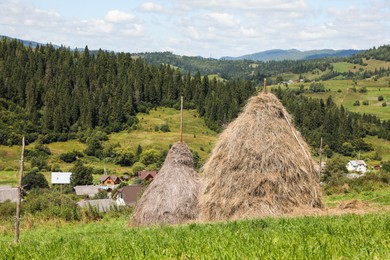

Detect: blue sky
[0, 0, 389, 58]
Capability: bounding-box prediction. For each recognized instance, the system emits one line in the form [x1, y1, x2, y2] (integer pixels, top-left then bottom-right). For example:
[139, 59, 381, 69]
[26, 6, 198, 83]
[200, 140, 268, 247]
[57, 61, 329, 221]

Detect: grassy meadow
[1, 212, 389, 259]
[288, 77, 390, 120]
[0, 107, 217, 186]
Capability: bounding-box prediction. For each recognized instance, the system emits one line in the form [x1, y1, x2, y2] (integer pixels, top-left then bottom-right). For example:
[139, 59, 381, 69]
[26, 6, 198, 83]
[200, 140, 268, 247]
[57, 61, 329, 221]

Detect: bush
[353, 100, 360, 106]
[30, 156, 49, 171]
[359, 86, 367, 93]
[132, 162, 145, 175]
[114, 148, 136, 166]
[70, 161, 93, 186]
[0, 201, 16, 221]
[383, 102, 387, 107]
[140, 149, 163, 165]
[362, 100, 369, 106]
[60, 150, 84, 163]
[23, 189, 80, 221]
[340, 142, 354, 156]
[309, 82, 325, 93]
[22, 169, 49, 190]
[323, 155, 348, 178]
[378, 95, 384, 101]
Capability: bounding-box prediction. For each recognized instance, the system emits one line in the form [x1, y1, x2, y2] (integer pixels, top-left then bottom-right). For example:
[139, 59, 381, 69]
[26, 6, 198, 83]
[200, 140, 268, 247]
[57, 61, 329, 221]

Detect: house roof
[0, 187, 18, 202]
[349, 160, 367, 167]
[117, 185, 144, 206]
[51, 172, 72, 184]
[74, 185, 99, 196]
[138, 170, 158, 180]
[99, 175, 121, 183]
[76, 199, 115, 212]
[99, 175, 109, 182]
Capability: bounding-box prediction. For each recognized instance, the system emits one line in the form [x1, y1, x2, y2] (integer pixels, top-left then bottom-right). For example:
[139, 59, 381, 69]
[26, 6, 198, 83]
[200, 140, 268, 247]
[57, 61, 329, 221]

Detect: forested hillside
[0, 38, 254, 145]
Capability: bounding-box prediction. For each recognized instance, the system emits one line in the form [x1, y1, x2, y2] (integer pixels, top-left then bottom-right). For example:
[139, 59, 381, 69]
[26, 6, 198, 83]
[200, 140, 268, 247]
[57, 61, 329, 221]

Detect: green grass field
[0, 107, 217, 185]
[298, 78, 390, 120]
[1, 212, 389, 259]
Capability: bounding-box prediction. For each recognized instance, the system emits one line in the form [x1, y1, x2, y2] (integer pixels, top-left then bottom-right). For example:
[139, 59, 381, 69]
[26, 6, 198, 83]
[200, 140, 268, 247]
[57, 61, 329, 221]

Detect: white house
[51, 172, 72, 184]
[346, 160, 367, 173]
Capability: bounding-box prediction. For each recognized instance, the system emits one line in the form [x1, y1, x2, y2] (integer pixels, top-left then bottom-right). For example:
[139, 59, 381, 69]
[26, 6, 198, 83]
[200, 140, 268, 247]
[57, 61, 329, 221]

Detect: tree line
[274, 87, 390, 157]
[0, 38, 255, 145]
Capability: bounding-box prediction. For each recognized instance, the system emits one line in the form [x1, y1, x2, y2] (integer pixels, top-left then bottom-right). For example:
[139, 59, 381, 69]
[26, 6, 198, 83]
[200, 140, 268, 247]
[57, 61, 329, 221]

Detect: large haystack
[130, 142, 199, 226]
[199, 92, 323, 222]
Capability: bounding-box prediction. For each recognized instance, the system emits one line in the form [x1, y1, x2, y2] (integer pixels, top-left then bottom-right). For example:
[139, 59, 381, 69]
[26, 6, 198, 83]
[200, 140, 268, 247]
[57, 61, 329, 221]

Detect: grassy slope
[1, 213, 389, 259]
[294, 77, 390, 120]
[0, 107, 217, 186]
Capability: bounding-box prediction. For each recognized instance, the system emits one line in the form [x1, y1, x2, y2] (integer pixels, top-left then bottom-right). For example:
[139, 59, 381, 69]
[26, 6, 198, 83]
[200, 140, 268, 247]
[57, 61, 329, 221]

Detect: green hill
[0, 107, 217, 186]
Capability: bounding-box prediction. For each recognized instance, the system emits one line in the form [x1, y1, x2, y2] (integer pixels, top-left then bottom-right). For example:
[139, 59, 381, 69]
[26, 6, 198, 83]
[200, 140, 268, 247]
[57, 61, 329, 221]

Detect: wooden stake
[262, 78, 267, 94]
[180, 96, 183, 143]
[318, 137, 323, 179]
[14, 136, 25, 243]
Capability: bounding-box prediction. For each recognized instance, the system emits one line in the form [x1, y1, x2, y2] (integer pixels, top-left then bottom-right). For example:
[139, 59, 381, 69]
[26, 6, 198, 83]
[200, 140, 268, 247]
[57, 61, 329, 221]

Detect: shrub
[60, 150, 84, 163]
[132, 162, 145, 175]
[22, 169, 49, 190]
[383, 102, 387, 107]
[362, 100, 369, 106]
[70, 161, 93, 186]
[23, 189, 80, 221]
[378, 95, 384, 101]
[323, 155, 348, 178]
[353, 100, 360, 106]
[140, 149, 163, 165]
[340, 142, 354, 156]
[30, 156, 49, 171]
[0, 201, 16, 221]
[309, 82, 325, 92]
[359, 86, 367, 93]
[114, 148, 136, 166]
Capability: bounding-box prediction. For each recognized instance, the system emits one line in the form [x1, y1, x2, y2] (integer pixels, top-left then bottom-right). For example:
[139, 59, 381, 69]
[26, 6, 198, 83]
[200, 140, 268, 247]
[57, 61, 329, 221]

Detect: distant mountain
[0, 35, 110, 52]
[221, 49, 363, 61]
[0, 35, 61, 49]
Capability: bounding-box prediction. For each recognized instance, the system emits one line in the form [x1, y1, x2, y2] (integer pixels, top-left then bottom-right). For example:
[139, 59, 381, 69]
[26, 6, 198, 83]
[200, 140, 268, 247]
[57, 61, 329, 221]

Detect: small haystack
[199, 92, 323, 222]
[130, 142, 199, 226]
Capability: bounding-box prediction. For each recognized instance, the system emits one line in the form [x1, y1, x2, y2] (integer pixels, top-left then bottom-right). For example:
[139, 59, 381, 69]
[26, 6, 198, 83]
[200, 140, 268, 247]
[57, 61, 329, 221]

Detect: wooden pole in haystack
[14, 136, 25, 243]
[262, 78, 267, 94]
[318, 137, 324, 179]
[180, 96, 183, 143]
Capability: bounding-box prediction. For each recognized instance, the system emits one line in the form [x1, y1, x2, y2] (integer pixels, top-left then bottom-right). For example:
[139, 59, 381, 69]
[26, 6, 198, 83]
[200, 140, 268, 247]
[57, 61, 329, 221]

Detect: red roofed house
[100, 175, 121, 186]
[137, 170, 158, 181]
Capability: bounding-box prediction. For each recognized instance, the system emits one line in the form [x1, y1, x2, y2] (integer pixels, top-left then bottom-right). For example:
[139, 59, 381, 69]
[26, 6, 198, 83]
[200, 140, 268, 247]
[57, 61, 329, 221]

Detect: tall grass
[1, 213, 389, 259]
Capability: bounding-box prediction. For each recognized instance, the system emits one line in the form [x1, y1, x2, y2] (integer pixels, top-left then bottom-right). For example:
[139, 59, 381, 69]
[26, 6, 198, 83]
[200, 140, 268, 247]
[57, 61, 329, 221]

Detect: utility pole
[14, 136, 25, 243]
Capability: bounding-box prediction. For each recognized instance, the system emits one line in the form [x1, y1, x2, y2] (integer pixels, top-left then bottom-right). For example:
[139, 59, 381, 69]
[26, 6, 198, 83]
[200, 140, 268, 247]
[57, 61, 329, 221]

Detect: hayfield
[0, 107, 217, 186]
[1, 213, 389, 259]
[301, 78, 390, 120]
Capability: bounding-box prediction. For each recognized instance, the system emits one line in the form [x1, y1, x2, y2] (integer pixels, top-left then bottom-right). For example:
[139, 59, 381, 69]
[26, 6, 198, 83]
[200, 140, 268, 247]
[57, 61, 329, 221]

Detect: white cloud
[105, 10, 134, 23]
[207, 12, 239, 27]
[240, 26, 257, 37]
[139, 2, 164, 13]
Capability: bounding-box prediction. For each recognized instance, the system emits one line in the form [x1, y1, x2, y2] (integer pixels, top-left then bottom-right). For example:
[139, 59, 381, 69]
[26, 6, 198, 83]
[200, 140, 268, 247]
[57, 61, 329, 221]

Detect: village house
[51, 172, 72, 185]
[0, 186, 18, 203]
[74, 185, 99, 198]
[346, 160, 368, 173]
[138, 170, 158, 181]
[99, 175, 121, 186]
[115, 185, 144, 206]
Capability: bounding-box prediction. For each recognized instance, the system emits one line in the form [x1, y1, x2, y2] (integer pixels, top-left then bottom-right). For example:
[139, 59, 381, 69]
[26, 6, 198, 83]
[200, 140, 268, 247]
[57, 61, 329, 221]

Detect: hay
[130, 142, 200, 226]
[199, 92, 323, 222]
[338, 199, 369, 210]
